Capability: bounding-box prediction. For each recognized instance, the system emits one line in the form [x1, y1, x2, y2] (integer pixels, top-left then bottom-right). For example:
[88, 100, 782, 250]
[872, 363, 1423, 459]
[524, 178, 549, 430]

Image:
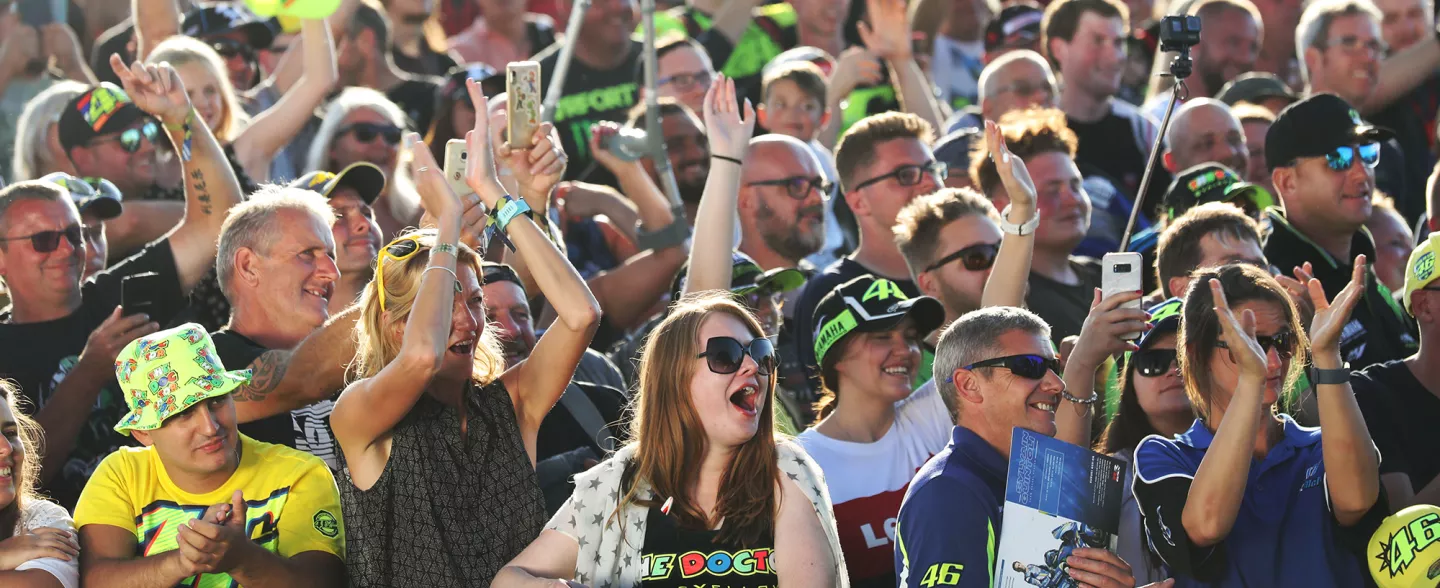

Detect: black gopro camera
[1158, 15, 1202, 52]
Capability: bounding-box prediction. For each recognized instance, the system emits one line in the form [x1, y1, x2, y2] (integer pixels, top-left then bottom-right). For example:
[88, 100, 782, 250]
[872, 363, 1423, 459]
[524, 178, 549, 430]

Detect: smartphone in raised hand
[121, 272, 161, 317]
[506, 61, 541, 150]
[443, 139, 474, 198]
[1102, 252, 1144, 340]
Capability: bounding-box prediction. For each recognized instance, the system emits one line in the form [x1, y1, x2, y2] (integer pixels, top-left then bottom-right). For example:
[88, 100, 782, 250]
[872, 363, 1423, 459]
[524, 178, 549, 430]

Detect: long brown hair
[1178, 264, 1307, 422]
[622, 292, 781, 547]
[350, 229, 506, 384]
[0, 380, 42, 538]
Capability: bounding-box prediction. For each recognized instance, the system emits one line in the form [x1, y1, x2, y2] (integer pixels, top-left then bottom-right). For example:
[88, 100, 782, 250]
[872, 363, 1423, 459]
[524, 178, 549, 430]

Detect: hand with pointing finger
[109, 54, 191, 127]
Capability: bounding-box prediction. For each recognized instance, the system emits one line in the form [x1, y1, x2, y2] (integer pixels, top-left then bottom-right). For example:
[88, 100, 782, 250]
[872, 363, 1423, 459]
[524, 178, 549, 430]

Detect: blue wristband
[495, 196, 533, 232]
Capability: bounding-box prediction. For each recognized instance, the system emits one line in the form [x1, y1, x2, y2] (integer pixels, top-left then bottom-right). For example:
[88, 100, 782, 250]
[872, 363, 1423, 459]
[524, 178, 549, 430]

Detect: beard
[757, 199, 825, 261]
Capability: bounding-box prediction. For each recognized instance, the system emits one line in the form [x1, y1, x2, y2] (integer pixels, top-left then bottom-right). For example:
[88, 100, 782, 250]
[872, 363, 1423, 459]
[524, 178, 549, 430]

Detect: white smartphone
[443, 139, 474, 198]
[507, 61, 542, 150]
[1102, 252, 1145, 340]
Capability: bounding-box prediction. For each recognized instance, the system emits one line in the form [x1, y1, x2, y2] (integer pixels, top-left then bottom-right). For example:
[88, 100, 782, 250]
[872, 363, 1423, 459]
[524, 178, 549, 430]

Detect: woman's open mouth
[730, 384, 760, 417]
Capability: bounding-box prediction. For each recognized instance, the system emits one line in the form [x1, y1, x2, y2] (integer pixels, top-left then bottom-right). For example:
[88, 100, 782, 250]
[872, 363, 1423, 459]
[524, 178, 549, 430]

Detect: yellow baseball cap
[1369, 504, 1440, 587]
[1403, 233, 1440, 315]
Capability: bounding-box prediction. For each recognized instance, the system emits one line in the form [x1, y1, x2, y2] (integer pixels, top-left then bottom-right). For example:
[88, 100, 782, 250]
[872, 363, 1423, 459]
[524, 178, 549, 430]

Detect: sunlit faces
[1027, 151, 1091, 252]
[1169, 103, 1248, 174]
[133, 396, 240, 481]
[850, 138, 942, 229]
[656, 45, 714, 116]
[1131, 333, 1190, 420]
[1204, 299, 1294, 410]
[1365, 205, 1414, 292]
[1241, 119, 1272, 190]
[1052, 13, 1126, 99]
[248, 208, 338, 331]
[980, 58, 1057, 121]
[760, 79, 825, 141]
[71, 120, 161, 194]
[328, 189, 382, 275]
[1193, 7, 1260, 94]
[1374, 0, 1432, 52]
[1283, 147, 1375, 230]
[0, 399, 26, 509]
[788, 0, 850, 38]
[0, 199, 86, 306]
[833, 319, 923, 407]
[689, 312, 771, 449]
[1307, 13, 1383, 105]
[172, 61, 227, 134]
[966, 329, 1065, 438]
[643, 111, 709, 203]
[439, 263, 488, 379]
[482, 279, 536, 366]
[921, 214, 1003, 317]
[744, 140, 827, 261]
[329, 108, 402, 178]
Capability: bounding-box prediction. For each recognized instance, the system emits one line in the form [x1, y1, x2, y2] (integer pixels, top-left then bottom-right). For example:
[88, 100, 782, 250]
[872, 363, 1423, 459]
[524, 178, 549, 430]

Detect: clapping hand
[1068, 290, 1150, 373]
[858, 0, 913, 62]
[173, 490, 251, 576]
[1273, 262, 1318, 328]
[984, 120, 1037, 218]
[109, 54, 192, 126]
[408, 133, 463, 220]
[462, 78, 505, 209]
[701, 74, 755, 163]
[1210, 278, 1269, 378]
[1308, 255, 1367, 362]
[0, 527, 80, 570]
[500, 122, 567, 199]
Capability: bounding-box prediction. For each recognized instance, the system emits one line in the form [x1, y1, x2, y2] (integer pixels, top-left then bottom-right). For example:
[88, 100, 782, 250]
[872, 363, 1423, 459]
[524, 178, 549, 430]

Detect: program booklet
[993, 428, 1126, 588]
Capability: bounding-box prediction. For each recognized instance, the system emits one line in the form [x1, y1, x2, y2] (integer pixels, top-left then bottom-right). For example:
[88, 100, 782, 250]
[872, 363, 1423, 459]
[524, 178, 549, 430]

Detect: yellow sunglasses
[376, 234, 461, 312]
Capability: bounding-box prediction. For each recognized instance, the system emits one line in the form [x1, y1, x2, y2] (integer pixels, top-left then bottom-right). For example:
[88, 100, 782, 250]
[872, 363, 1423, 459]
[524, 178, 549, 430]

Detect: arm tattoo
[189, 168, 213, 216]
[233, 350, 290, 402]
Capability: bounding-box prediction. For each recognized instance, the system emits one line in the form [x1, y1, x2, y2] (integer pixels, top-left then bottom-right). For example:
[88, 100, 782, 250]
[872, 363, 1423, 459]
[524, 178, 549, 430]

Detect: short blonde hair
[147, 36, 249, 141]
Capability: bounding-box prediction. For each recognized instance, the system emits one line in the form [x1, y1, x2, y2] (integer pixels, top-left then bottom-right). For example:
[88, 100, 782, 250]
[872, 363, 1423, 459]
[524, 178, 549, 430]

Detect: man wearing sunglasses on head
[0, 57, 247, 509]
[1264, 92, 1418, 368]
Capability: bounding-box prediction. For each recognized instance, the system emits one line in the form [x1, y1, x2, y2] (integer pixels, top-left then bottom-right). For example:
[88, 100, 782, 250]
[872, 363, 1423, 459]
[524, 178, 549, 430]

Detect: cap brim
[853, 296, 946, 340]
[239, 22, 275, 49]
[78, 196, 123, 221]
[1355, 125, 1395, 143]
[1135, 315, 1180, 350]
[742, 268, 806, 295]
[329, 163, 386, 204]
[1224, 183, 1275, 212]
[113, 369, 251, 433]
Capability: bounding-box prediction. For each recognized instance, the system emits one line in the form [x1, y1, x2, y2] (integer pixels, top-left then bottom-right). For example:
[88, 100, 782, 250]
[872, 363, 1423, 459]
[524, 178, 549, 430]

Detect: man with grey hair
[1162, 98, 1249, 175]
[978, 50, 1059, 124]
[208, 185, 365, 468]
[894, 304, 1149, 588]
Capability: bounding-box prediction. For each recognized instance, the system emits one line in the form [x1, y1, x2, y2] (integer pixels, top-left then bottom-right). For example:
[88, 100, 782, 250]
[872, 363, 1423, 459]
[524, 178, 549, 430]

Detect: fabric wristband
[496, 196, 533, 232]
[164, 109, 194, 162]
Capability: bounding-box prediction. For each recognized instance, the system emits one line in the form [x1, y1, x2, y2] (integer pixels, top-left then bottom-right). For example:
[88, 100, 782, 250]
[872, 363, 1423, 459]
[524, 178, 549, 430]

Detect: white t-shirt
[796, 383, 951, 583]
[13, 499, 79, 588]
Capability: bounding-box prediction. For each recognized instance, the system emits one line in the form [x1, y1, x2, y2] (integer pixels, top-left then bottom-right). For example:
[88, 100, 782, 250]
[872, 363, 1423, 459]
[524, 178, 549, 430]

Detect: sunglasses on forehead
[376, 235, 463, 311]
[923, 242, 1000, 273]
[697, 336, 776, 376]
[1323, 143, 1380, 171]
[0, 225, 99, 253]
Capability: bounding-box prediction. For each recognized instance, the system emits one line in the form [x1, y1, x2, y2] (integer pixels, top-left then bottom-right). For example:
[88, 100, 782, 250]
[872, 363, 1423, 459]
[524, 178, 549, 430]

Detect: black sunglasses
[746, 175, 833, 200]
[340, 122, 403, 145]
[0, 225, 95, 253]
[852, 161, 948, 191]
[94, 121, 160, 154]
[209, 38, 256, 62]
[696, 336, 776, 376]
[1132, 348, 1178, 378]
[1215, 330, 1295, 360]
[923, 242, 1000, 273]
[963, 353, 1063, 380]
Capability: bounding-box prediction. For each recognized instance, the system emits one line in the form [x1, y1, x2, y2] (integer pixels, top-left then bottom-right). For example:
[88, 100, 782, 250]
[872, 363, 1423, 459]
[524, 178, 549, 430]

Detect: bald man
[1162, 98, 1249, 175]
[978, 50, 1059, 123]
[739, 135, 829, 271]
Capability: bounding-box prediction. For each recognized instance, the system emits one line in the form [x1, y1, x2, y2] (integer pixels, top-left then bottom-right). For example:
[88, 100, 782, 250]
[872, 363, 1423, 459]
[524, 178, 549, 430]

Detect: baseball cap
[57, 83, 148, 153]
[183, 2, 276, 50]
[933, 128, 980, 179]
[1216, 72, 1299, 107]
[984, 3, 1043, 53]
[811, 274, 945, 365]
[289, 162, 387, 205]
[1135, 297, 1182, 350]
[1402, 232, 1440, 314]
[1368, 504, 1440, 587]
[113, 323, 252, 433]
[1162, 163, 1275, 219]
[39, 172, 123, 221]
[1265, 93, 1393, 171]
[481, 262, 524, 290]
[671, 251, 807, 301]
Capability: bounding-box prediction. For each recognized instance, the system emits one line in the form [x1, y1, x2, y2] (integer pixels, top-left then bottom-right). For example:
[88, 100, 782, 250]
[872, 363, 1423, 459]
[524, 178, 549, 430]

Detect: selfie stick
[637, 0, 686, 209]
[541, 0, 592, 124]
[1117, 16, 1198, 252]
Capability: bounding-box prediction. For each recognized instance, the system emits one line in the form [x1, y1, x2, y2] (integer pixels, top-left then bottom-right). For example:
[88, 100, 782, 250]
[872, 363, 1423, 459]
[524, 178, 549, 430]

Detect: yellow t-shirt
[74, 435, 345, 585]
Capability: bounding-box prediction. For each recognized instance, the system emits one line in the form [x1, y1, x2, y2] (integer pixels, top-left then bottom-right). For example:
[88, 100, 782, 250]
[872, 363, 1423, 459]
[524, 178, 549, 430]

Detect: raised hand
[1273, 261, 1317, 328]
[109, 54, 192, 125]
[462, 78, 505, 208]
[501, 122, 567, 199]
[701, 74, 756, 162]
[1210, 278, 1268, 378]
[1308, 255, 1367, 359]
[556, 182, 626, 221]
[831, 47, 885, 97]
[1068, 290, 1150, 372]
[0, 527, 80, 570]
[588, 121, 633, 174]
[858, 0, 913, 62]
[984, 120, 1037, 214]
[407, 133, 464, 220]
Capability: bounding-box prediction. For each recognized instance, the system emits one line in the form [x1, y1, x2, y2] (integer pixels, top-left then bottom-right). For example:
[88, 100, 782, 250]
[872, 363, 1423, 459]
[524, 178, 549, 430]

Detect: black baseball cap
[1266, 93, 1393, 171]
[40, 172, 123, 221]
[1216, 72, 1298, 107]
[182, 2, 275, 50]
[57, 84, 148, 153]
[812, 274, 944, 364]
[671, 251, 807, 301]
[1162, 163, 1274, 219]
[984, 3, 1044, 53]
[481, 262, 524, 290]
[289, 162, 387, 205]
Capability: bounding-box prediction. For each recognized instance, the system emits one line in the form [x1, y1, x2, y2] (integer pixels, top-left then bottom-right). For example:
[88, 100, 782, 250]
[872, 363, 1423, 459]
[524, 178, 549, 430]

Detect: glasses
[209, 38, 256, 62]
[696, 336, 776, 376]
[1323, 143, 1380, 172]
[340, 122, 403, 145]
[658, 70, 713, 90]
[1325, 35, 1386, 57]
[376, 234, 461, 311]
[1215, 330, 1295, 361]
[923, 242, 999, 273]
[746, 176, 832, 199]
[92, 121, 160, 153]
[1132, 348, 1178, 378]
[0, 225, 96, 253]
[852, 161, 948, 191]
[992, 79, 1054, 99]
[963, 353, 1063, 380]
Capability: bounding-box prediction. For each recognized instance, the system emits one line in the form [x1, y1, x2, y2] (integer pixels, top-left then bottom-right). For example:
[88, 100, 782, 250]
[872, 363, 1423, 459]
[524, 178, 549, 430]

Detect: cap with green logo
[113, 323, 252, 433]
[1403, 232, 1440, 315]
[811, 274, 945, 364]
[1163, 163, 1274, 220]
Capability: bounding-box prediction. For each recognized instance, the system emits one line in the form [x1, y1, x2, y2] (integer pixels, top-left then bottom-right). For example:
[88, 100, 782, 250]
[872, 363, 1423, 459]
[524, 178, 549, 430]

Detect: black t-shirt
[792, 257, 920, 377]
[391, 45, 459, 78]
[209, 329, 340, 470]
[1371, 98, 1437, 225]
[639, 505, 778, 588]
[90, 19, 133, 88]
[387, 77, 444, 135]
[536, 40, 643, 190]
[1025, 257, 1102, 345]
[1353, 360, 1440, 494]
[1066, 103, 1169, 213]
[0, 241, 185, 509]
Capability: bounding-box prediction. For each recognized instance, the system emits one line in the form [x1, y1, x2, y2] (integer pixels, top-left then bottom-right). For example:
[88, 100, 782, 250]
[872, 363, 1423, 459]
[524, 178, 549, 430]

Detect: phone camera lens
[1113, 264, 1132, 272]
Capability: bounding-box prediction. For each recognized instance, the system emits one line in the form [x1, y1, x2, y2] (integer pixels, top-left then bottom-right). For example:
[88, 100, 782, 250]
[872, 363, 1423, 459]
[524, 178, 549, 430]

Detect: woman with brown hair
[0, 380, 80, 587]
[332, 77, 598, 587]
[1131, 261, 1385, 586]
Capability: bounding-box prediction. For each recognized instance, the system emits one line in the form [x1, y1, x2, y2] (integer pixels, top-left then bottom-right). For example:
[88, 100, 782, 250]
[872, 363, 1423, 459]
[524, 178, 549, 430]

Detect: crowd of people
[1, 0, 1439, 585]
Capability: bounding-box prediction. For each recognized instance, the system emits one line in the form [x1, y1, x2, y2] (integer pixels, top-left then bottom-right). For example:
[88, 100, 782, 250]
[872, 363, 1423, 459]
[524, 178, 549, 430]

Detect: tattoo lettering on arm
[189, 168, 212, 215]
[234, 350, 290, 402]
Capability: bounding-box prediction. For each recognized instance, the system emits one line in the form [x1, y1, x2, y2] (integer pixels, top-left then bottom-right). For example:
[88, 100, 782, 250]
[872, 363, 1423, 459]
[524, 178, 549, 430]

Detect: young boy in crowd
[758, 61, 848, 268]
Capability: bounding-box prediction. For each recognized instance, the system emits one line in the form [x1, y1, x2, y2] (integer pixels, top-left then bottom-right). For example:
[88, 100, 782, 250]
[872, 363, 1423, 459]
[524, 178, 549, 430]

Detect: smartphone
[18, 0, 64, 27]
[506, 61, 541, 150]
[1102, 252, 1144, 340]
[121, 272, 161, 317]
[443, 139, 475, 198]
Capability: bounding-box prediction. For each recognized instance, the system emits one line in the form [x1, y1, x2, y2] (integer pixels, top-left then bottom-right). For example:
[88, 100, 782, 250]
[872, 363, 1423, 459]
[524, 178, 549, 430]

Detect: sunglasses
[853, 161, 948, 191]
[923, 242, 1000, 273]
[963, 353, 1063, 380]
[340, 122, 403, 145]
[93, 121, 160, 154]
[1215, 330, 1295, 360]
[658, 70, 713, 90]
[376, 235, 461, 311]
[696, 336, 776, 376]
[745, 175, 832, 199]
[209, 38, 256, 62]
[1132, 348, 1178, 377]
[1324, 143, 1380, 171]
[0, 225, 98, 253]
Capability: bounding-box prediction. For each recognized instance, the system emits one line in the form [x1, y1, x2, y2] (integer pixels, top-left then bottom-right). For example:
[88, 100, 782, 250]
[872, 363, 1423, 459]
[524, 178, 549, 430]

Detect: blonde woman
[146, 18, 336, 183]
[10, 81, 87, 182]
[332, 78, 596, 587]
[307, 86, 420, 240]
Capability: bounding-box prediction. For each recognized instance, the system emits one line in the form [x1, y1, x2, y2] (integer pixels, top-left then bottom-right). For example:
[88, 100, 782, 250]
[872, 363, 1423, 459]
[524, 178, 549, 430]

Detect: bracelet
[1310, 364, 1351, 385]
[1060, 387, 1100, 405]
[999, 204, 1039, 236]
[424, 265, 460, 291]
[164, 110, 194, 162]
[494, 195, 534, 233]
[432, 242, 458, 257]
[712, 155, 743, 165]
